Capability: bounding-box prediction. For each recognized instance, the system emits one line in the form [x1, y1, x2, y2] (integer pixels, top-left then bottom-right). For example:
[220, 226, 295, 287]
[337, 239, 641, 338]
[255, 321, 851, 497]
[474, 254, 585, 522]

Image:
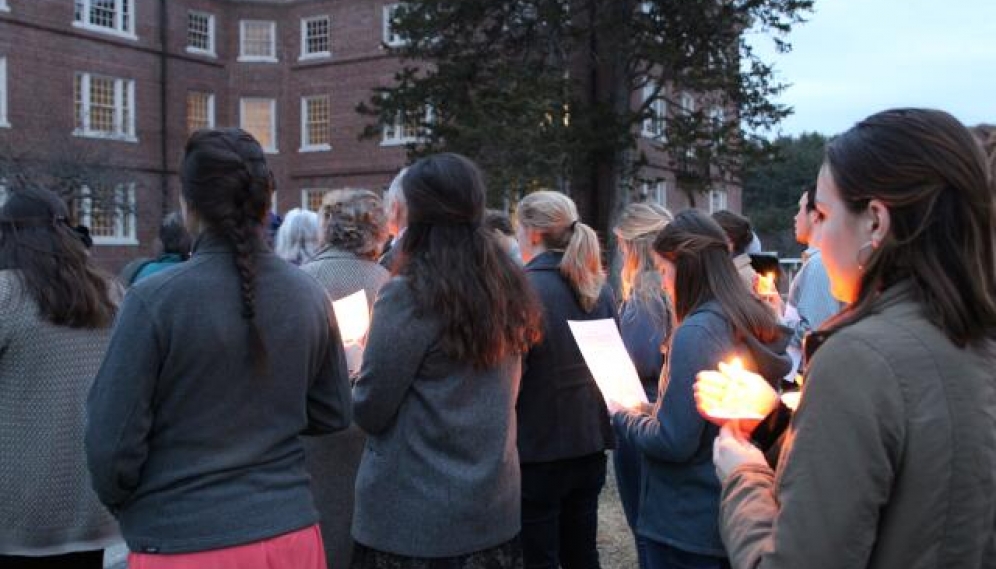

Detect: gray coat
[720, 282, 996, 568]
[300, 249, 389, 569]
[85, 233, 352, 554]
[351, 277, 522, 557]
[0, 271, 119, 555]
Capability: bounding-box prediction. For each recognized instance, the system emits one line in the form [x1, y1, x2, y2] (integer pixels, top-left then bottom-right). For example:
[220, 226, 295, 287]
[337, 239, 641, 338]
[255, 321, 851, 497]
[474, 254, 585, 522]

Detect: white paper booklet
[567, 318, 649, 408]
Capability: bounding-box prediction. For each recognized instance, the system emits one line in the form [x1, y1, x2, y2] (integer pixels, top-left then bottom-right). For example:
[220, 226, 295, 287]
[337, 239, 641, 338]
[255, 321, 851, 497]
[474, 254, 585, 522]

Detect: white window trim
[681, 92, 696, 114]
[641, 83, 666, 140]
[0, 1, 9, 13]
[240, 97, 278, 154]
[73, 73, 137, 143]
[300, 96, 332, 152]
[270, 190, 279, 215]
[0, 58, 8, 128]
[380, 106, 433, 146]
[186, 11, 216, 57]
[383, 4, 408, 48]
[708, 188, 728, 214]
[79, 184, 139, 246]
[187, 91, 215, 133]
[239, 21, 277, 63]
[301, 188, 331, 212]
[299, 15, 332, 61]
[73, 0, 137, 41]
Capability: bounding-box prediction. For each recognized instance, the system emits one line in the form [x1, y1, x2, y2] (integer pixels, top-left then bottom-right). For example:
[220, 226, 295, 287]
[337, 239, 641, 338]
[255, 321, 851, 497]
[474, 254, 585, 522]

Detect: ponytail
[517, 190, 606, 313]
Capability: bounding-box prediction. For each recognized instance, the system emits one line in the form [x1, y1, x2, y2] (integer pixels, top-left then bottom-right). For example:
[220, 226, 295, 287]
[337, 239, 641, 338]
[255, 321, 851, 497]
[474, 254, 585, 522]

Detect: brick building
[0, 0, 739, 271]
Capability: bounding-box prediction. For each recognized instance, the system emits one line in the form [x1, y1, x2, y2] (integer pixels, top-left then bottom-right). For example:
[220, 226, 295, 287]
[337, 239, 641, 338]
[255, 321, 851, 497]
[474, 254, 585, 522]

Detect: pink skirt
[128, 525, 325, 569]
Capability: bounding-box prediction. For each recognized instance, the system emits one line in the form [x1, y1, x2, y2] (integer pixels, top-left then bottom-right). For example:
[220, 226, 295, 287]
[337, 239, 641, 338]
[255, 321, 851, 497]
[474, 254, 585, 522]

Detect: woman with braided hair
[610, 209, 791, 569]
[86, 128, 352, 569]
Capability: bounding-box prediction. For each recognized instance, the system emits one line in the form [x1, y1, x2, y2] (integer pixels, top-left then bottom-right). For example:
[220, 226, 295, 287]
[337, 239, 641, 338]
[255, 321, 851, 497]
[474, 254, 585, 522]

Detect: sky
[747, 0, 996, 137]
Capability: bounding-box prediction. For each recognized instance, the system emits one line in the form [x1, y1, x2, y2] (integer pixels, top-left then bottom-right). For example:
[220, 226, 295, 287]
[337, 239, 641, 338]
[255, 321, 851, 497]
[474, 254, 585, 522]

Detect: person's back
[86, 129, 351, 565]
[0, 187, 121, 567]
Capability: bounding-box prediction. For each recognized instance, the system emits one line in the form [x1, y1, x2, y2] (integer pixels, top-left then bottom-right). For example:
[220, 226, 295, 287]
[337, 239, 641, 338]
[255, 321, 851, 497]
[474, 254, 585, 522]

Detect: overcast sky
[748, 0, 996, 137]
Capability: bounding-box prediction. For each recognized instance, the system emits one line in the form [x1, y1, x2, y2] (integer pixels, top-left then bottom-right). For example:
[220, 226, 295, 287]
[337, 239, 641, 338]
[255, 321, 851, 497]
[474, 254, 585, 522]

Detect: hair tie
[570, 220, 579, 231]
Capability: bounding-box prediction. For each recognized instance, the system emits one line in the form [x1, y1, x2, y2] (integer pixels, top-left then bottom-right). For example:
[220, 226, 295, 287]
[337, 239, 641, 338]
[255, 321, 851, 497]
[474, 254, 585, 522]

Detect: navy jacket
[613, 300, 791, 557]
[518, 251, 617, 464]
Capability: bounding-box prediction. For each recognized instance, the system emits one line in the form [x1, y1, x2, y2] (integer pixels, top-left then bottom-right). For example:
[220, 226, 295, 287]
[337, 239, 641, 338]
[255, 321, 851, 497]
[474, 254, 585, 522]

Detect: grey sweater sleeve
[352, 279, 435, 434]
[85, 291, 160, 511]
[304, 298, 353, 435]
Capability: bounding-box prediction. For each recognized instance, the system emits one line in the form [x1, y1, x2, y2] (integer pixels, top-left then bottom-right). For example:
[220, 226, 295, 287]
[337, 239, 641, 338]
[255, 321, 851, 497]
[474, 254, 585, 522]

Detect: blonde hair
[517, 190, 605, 312]
[614, 202, 672, 304]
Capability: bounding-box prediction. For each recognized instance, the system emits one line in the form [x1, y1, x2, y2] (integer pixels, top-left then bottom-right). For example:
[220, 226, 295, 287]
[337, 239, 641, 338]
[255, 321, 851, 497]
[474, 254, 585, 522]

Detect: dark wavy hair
[0, 186, 117, 328]
[181, 128, 274, 371]
[822, 108, 996, 346]
[654, 209, 781, 344]
[397, 153, 542, 369]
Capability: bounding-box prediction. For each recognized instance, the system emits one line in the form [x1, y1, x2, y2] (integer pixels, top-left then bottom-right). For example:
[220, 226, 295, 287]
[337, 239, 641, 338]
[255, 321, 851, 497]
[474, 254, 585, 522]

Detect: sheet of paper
[568, 319, 649, 408]
[332, 289, 370, 344]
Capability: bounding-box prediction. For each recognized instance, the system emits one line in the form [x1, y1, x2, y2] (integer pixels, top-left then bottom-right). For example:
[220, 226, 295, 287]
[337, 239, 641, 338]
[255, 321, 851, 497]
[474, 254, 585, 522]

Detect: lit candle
[756, 272, 777, 297]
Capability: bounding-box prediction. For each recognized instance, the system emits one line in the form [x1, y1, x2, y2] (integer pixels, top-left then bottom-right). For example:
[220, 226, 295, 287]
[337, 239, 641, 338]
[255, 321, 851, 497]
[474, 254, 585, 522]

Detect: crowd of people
[1, 107, 994, 569]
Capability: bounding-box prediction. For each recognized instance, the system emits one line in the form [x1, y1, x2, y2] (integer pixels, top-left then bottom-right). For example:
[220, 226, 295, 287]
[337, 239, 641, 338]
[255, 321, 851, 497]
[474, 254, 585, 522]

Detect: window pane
[89, 76, 116, 133]
[305, 17, 330, 55]
[187, 92, 212, 134]
[242, 21, 274, 58]
[188, 12, 212, 51]
[242, 99, 275, 150]
[90, 0, 116, 29]
[304, 189, 330, 212]
[305, 96, 330, 146]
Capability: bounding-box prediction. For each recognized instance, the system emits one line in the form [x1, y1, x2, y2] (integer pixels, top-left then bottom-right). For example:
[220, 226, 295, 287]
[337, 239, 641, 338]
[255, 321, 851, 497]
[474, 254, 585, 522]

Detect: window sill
[72, 21, 138, 41]
[186, 46, 217, 58]
[263, 148, 279, 155]
[299, 52, 331, 62]
[0, 121, 10, 129]
[383, 40, 408, 48]
[299, 144, 331, 153]
[93, 237, 140, 246]
[237, 55, 278, 63]
[380, 138, 419, 147]
[0, 5, 9, 13]
[72, 130, 139, 143]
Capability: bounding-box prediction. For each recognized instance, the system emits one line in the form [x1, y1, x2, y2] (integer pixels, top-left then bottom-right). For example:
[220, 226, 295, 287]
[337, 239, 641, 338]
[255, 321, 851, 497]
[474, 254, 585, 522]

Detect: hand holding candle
[694, 357, 779, 425]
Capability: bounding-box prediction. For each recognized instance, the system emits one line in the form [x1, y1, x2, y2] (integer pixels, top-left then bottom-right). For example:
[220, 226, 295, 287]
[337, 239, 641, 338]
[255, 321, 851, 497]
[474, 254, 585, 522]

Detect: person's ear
[866, 199, 890, 248]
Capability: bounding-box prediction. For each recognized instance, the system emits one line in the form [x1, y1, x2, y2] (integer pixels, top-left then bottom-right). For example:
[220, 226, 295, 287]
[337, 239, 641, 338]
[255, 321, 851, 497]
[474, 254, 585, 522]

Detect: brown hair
[399, 153, 542, 369]
[181, 128, 274, 371]
[654, 208, 782, 343]
[319, 188, 388, 260]
[823, 108, 996, 346]
[0, 186, 117, 328]
[516, 190, 605, 312]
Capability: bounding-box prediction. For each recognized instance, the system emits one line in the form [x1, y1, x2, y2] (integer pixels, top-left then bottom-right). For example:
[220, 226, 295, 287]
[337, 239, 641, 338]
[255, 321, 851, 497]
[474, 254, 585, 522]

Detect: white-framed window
[0, 180, 8, 207]
[709, 106, 724, 126]
[0, 1, 9, 13]
[187, 11, 215, 56]
[382, 106, 433, 146]
[73, 0, 135, 40]
[186, 91, 215, 134]
[73, 72, 136, 141]
[301, 188, 331, 212]
[240, 97, 277, 153]
[681, 92, 696, 115]
[0, 57, 8, 128]
[76, 183, 138, 245]
[642, 180, 667, 206]
[641, 83, 666, 140]
[300, 95, 331, 151]
[709, 188, 728, 213]
[239, 20, 277, 62]
[300, 15, 331, 60]
[383, 4, 408, 47]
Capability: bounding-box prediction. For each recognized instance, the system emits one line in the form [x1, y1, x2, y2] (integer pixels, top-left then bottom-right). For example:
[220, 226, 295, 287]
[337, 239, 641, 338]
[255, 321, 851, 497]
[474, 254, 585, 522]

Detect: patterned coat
[0, 270, 120, 555]
[300, 249, 389, 569]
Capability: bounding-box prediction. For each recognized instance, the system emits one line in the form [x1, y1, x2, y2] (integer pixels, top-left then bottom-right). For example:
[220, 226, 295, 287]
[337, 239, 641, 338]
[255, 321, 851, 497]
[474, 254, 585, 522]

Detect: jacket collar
[311, 248, 370, 262]
[525, 250, 564, 272]
[191, 231, 268, 255]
